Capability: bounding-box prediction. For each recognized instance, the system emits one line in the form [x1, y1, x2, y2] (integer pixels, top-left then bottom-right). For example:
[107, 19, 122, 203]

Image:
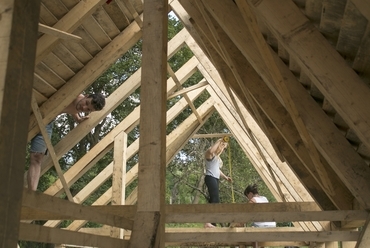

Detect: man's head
[76, 93, 106, 113]
[244, 184, 258, 198]
[88, 93, 106, 111]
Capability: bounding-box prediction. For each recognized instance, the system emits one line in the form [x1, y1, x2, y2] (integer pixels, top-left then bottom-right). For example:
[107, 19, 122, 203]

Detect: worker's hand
[218, 139, 228, 148]
[225, 176, 233, 183]
[77, 115, 90, 123]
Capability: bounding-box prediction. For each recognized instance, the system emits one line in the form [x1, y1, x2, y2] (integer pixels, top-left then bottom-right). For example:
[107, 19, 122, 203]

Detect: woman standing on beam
[204, 138, 233, 228]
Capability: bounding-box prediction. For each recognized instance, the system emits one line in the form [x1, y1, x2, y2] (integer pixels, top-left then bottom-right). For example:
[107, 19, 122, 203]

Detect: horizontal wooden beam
[167, 202, 321, 212]
[192, 133, 232, 139]
[22, 202, 319, 220]
[166, 227, 301, 232]
[165, 230, 360, 242]
[166, 241, 308, 247]
[79, 227, 309, 247]
[22, 202, 367, 226]
[19, 223, 128, 247]
[166, 210, 368, 223]
[22, 189, 133, 229]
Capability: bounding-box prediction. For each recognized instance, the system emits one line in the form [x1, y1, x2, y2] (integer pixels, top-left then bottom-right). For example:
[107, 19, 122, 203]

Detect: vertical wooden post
[0, 0, 41, 247]
[342, 241, 356, 248]
[129, 0, 168, 247]
[325, 241, 337, 248]
[111, 131, 127, 238]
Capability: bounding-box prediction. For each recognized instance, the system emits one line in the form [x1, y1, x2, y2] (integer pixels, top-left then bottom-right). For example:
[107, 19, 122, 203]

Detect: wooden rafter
[38, 23, 82, 41]
[249, 0, 370, 210]
[30, 95, 74, 201]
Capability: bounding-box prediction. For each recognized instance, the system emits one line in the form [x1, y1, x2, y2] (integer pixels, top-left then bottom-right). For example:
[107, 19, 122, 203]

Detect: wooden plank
[167, 241, 307, 247]
[30, 96, 74, 201]
[32, 89, 48, 104]
[166, 210, 368, 223]
[39, 2, 58, 26]
[38, 23, 82, 41]
[52, 43, 85, 73]
[41, 0, 69, 19]
[166, 230, 359, 243]
[36, 0, 106, 65]
[319, 0, 346, 42]
[92, 6, 121, 38]
[167, 79, 207, 99]
[118, 0, 143, 28]
[167, 227, 302, 233]
[111, 131, 127, 238]
[72, 25, 102, 55]
[34, 62, 65, 89]
[0, 1, 41, 248]
[352, 25, 370, 78]
[22, 202, 350, 221]
[60, 40, 93, 64]
[167, 202, 320, 213]
[22, 189, 133, 230]
[335, 1, 367, 61]
[81, 15, 112, 47]
[102, 1, 130, 30]
[33, 73, 57, 97]
[19, 223, 128, 247]
[192, 133, 231, 139]
[129, 0, 171, 243]
[112, 131, 127, 206]
[305, 0, 323, 23]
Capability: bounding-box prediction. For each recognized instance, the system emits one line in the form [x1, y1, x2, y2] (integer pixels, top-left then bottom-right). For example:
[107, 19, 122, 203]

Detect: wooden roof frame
[1, 0, 370, 247]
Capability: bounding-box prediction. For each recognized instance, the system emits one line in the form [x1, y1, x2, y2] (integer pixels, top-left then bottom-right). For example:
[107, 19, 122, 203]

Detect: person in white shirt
[244, 183, 276, 227]
[203, 138, 233, 228]
[244, 184, 276, 248]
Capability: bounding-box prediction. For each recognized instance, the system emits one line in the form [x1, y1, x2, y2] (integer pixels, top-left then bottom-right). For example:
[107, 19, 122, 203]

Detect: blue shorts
[30, 121, 54, 154]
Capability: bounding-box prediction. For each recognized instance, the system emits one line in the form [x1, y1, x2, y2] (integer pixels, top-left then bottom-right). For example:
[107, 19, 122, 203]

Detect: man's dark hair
[244, 183, 259, 196]
[88, 93, 106, 111]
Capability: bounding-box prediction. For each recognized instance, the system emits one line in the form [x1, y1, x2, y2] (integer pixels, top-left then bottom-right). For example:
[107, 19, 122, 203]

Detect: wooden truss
[1, 0, 370, 247]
